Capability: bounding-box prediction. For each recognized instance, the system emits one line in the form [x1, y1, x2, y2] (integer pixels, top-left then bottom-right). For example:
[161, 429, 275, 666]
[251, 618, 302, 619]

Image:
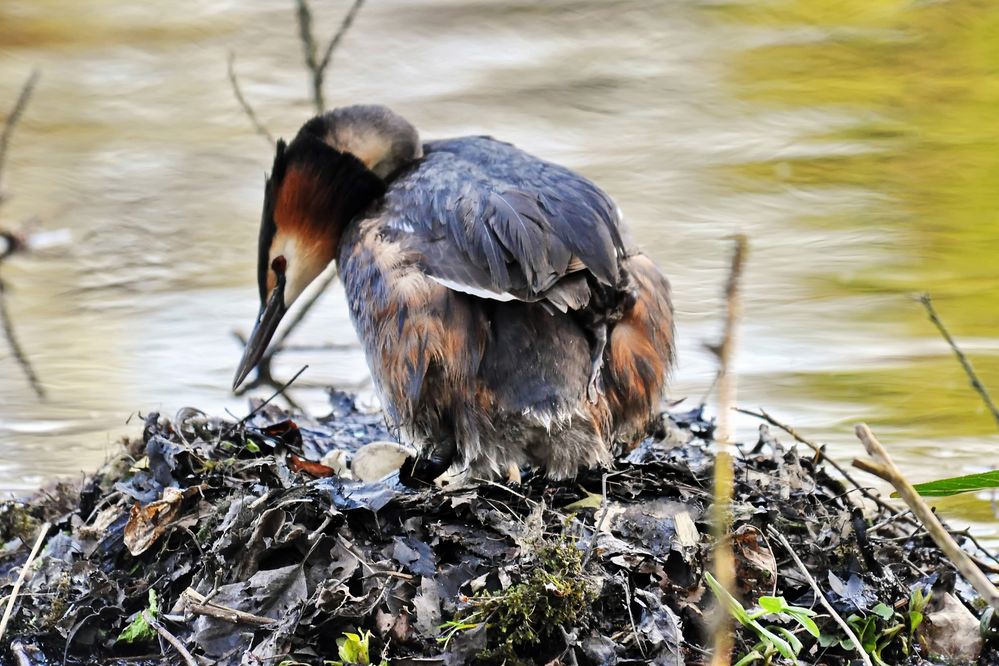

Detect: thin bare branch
[582, 470, 627, 568]
[919, 293, 999, 430]
[142, 611, 197, 666]
[181, 588, 276, 627]
[273, 266, 339, 352]
[0, 277, 45, 399]
[239, 364, 308, 423]
[0, 70, 40, 208]
[226, 52, 275, 147]
[770, 527, 874, 666]
[295, 0, 366, 113]
[295, 0, 322, 113]
[852, 423, 999, 611]
[317, 0, 365, 75]
[735, 407, 899, 517]
[0, 522, 49, 643]
[0, 71, 46, 398]
[231, 1, 367, 394]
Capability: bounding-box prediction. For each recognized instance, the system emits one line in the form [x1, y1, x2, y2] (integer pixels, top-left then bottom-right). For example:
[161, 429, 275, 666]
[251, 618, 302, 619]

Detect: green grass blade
[901, 470, 999, 497]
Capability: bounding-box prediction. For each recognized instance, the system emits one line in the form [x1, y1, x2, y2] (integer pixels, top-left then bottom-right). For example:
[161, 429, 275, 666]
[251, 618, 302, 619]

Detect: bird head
[232, 105, 421, 390]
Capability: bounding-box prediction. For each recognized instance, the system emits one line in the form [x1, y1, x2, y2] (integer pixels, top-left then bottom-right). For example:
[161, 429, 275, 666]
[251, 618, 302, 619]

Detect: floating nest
[1, 391, 997, 665]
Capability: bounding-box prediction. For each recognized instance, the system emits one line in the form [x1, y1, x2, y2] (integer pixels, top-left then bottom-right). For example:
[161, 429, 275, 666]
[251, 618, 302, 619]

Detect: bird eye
[271, 255, 287, 275]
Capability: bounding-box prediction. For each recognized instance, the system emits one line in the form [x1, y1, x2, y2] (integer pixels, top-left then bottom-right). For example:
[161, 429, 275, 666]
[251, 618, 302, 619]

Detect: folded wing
[378, 137, 627, 311]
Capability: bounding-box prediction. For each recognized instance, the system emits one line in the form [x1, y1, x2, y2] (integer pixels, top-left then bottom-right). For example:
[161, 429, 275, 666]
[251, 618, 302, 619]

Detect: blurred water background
[0, 0, 996, 543]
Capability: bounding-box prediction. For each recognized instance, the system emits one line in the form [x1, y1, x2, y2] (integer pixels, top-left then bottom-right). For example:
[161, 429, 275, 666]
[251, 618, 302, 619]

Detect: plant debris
[1, 391, 997, 665]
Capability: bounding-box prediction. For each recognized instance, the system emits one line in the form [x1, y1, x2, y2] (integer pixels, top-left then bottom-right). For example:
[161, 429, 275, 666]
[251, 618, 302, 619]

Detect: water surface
[0, 0, 996, 542]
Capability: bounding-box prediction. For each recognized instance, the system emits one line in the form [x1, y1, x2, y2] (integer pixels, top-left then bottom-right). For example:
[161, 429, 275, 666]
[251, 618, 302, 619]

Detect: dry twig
[0, 71, 46, 399]
[919, 293, 999, 430]
[238, 364, 308, 423]
[181, 588, 276, 627]
[0, 521, 50, 643]
[0, 280, 45, 399]
[737, 408, 999, 574]
[0, 70, 40, 207]
[735, 407, 899, 516]
[142, 611, 197, 666]
[226, 52, 275, 147]
[769, 528, 874, 666]
[852, 423, 999, 610]
[230, 0, 366, 396]
[295, 0, 365, 114]
[582, 470, 625, 568]
[619, 572, 646, 658]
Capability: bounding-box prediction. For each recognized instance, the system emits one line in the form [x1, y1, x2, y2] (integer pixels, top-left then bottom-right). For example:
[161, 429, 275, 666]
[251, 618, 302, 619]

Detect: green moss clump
[0, 502, 41, 543]
[457, 540, 596, 664]
[41, 572, 71, 629]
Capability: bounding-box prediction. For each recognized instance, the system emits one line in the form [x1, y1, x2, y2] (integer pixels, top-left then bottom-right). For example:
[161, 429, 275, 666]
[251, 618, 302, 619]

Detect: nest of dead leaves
[1, 390, 997, 665]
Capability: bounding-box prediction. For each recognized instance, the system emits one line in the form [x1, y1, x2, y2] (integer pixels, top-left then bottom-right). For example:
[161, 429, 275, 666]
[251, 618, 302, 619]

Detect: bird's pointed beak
[233, 281, 287, 390]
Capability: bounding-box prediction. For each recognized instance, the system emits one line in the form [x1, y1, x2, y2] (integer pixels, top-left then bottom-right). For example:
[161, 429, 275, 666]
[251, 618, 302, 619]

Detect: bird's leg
[586, 322, 607, 403]
[399, 438, 457, 487]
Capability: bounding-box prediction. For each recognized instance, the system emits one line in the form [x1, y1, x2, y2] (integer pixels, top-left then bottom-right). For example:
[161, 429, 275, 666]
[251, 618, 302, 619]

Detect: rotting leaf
[827, 571, 875, 613]
[392, 535, 436, 577]
[315, 477, 398, 513]
[257, 419, 304, 448]
[634, 587, 683, 663]
[289, 453, 337, 478]
[123, 486, 199, 556]
[732, 524, 777, 597]
[414, 576, 442, 638]
[673, 510, 698, 548]
[0, 391, 983, 665]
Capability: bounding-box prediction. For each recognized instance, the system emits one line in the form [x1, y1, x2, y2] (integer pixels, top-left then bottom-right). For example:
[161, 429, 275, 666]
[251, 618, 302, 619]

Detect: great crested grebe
[233, 105, 674, 484]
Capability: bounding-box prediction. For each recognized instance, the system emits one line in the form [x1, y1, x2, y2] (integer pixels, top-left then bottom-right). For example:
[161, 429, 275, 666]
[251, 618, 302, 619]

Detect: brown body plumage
[234, 105, 674, 483]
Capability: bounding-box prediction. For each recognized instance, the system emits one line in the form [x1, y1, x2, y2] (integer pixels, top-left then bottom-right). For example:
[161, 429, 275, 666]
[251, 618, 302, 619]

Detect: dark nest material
[1, 391, 997, 665]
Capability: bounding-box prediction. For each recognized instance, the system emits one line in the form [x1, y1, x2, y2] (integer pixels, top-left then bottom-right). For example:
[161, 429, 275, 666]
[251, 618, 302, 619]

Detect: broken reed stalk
[852, 424, 999, 611]
[0, 521, 50, 643]
[714, 235, 747, 445]
[226, 52, 274, 147]
[295, 0, 365, 114]
[0, 70, 40, 207]
[709, 234, 747, 666]
[770, 528, 874, 666]
[919, 293, 999, 431]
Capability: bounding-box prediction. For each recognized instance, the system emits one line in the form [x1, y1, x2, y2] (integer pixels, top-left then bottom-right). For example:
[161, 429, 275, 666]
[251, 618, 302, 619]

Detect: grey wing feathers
[380, 137, 625, 306]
